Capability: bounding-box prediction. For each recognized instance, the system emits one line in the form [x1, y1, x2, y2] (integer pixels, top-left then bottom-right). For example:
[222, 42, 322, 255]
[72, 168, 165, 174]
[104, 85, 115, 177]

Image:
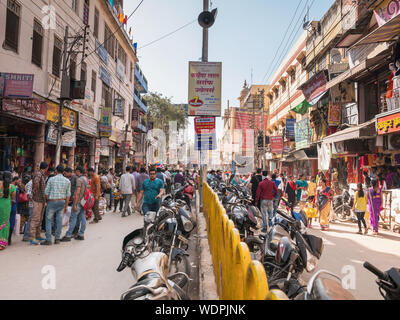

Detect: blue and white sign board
[195, 133, 217, 151]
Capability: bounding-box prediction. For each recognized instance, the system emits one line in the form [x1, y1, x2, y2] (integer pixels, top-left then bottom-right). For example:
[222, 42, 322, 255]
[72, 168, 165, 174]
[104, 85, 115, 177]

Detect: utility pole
[56, 25, 89, 166]
[260, 89, 266, 170]
[123, 124, 129, 169]
[55, 26, 69, 167]
[200, 0, 209, 211]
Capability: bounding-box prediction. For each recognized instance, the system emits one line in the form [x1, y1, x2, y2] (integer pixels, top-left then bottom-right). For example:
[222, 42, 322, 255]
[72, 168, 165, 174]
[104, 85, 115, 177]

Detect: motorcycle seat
[313, 278, 355, 300]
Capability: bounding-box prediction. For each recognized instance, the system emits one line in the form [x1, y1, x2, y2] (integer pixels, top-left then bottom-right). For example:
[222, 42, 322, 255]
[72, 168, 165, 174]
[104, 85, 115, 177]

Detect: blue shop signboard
[96, 40, 108, 66]
[286, 118, 296, 139]
[99, 66, 111, 87]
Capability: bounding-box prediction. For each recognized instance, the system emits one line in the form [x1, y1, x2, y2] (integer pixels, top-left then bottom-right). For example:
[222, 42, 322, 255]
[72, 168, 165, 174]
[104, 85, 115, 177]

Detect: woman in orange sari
[317, 179, 334, 231]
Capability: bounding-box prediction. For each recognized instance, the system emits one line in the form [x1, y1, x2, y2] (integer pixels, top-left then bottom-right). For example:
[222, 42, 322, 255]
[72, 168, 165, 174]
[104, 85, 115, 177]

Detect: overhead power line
[138, 19, 197, 50]
[76, 0, 145, 68]
[260, 0, 304, 83]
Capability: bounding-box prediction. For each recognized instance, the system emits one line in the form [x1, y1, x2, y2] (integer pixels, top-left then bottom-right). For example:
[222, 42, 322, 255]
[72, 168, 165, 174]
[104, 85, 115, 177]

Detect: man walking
[29, 162, 48, 245]
[88, 168, 102, 223]
[41, 165, 70, 245]
[131, 166, 140, 213]
[119, 166, 136, 217]
[250, 169, 263, 206]
[256, 172, 278, 232]
[136, 167, 165, 215]
[61, 167, 88, 242]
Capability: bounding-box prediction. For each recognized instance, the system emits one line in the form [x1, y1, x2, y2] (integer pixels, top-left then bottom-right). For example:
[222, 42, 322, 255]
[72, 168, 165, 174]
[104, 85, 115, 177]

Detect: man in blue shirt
[136, 167, 165, 215]
[296, 174, 308, 203]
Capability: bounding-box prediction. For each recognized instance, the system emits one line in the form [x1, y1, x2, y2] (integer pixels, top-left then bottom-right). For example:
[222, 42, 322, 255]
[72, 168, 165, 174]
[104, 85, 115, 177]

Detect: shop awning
[322, 119, 376, 144]
[325, 54, 387, 90]
[292, 99, 311, 115]
[308, 90, 328, 106]
[352, 14, 400, 48]
[293, 148, 318, 160]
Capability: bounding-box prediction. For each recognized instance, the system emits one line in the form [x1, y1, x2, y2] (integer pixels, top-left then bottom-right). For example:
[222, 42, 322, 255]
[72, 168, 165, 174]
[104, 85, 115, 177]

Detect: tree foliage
[144, 92, 188, 131]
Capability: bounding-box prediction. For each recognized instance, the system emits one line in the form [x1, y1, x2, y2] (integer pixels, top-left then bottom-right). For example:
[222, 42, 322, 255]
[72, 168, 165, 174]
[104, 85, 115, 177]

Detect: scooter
[117, 225, 190, 300]
[332, 187, 354, 222]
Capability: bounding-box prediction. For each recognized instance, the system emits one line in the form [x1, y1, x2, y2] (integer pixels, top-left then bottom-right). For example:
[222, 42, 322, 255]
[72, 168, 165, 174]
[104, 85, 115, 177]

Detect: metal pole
[55, 26, 69, 166]
[261, 89, 266, 170]
[199, 0, 209, 211]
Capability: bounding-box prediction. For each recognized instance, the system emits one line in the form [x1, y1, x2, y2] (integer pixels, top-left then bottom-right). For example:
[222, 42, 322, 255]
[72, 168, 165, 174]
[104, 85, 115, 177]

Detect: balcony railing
[134, 91, 148, 114]
[382, 76, 400, 114]
[134, 65, 148, 94]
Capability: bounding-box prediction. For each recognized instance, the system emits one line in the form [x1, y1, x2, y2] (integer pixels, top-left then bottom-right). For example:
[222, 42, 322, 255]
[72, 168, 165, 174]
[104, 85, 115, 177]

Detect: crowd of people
[206, 166, 397, 236]
[0, 163, 198, 251]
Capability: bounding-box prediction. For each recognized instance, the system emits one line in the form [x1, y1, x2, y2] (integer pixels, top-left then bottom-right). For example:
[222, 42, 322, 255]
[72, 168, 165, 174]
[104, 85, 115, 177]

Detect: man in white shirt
[119, 166, 136, 217]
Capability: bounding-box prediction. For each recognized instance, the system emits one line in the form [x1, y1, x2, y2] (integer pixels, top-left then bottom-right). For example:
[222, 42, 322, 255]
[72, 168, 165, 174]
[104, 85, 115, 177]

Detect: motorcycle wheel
[268, 278, 306, 300]
[169, 254, 191, 288]
[337, 208, 352, 222]
[245, 237, 264, 262]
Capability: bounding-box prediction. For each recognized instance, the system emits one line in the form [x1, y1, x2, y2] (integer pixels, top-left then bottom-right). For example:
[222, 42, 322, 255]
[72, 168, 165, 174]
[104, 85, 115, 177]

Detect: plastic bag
[13, 214, 21, 236]
[63, 207, 72, 227]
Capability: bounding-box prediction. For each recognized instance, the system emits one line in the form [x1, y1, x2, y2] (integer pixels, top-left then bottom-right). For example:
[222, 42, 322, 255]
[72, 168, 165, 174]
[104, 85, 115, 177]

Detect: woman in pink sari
[367, 180, 383, 236]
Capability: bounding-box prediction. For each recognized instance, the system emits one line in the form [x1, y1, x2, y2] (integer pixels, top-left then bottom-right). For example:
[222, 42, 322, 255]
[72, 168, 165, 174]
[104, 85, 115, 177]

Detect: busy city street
[2, 0, 400, 303]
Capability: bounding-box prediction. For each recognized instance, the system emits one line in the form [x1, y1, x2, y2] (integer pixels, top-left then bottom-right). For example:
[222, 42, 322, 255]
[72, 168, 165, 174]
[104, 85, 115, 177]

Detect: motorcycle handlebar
[364, 262, 386, 280]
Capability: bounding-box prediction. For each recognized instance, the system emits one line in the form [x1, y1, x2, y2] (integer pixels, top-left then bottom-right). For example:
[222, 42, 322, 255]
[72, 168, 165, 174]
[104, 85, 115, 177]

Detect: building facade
[0, 0, 148, 174]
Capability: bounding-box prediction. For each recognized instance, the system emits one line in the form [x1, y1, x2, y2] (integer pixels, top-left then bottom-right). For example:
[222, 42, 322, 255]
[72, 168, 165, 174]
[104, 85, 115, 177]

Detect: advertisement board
[194, 117, 216, 134]
[2, 73, 34, 98]
[47, 103, 77, 129]
[270, 136, 284, 153]
[188, 61, 222, 117]
[377, 112, 400, 135]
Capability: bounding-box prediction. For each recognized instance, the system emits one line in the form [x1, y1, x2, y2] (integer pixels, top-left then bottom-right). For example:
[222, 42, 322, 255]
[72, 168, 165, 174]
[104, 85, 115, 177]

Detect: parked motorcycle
[146, 196, 195, 286]
[117, 225, 190, 300]
[364, 261, 400, 300]
[172, 182, 193, 210]
[332, 187, 354, 222]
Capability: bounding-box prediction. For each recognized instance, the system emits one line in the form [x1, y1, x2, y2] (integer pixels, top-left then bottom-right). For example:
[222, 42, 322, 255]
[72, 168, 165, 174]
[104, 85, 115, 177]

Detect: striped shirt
[45, 174, 71, 200]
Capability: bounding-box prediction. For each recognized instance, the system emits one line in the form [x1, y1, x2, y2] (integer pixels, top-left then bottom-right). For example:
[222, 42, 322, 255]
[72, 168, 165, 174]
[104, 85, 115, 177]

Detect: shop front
[44, 102, 77, 168]
[0, 97, 47, 173]
[76, 112, 98, 170]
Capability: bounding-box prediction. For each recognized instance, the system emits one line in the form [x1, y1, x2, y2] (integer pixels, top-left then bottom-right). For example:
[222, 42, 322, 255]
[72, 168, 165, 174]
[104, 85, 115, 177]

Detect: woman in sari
[0, 172, 16, 250]
[367, 180, 383, 236]
[317, 179, 333, 231]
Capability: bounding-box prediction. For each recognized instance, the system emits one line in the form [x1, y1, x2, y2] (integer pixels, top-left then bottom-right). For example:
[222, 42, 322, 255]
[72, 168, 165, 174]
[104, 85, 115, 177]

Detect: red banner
[270, 136, 284, 153]
[2, 98, 47, 123]
[194, 117, 216, 134]
[328, 102, 341, 125]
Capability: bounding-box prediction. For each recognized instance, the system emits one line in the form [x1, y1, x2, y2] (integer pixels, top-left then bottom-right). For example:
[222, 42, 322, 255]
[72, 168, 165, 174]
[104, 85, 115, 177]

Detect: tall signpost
[191, 1, 218, 210]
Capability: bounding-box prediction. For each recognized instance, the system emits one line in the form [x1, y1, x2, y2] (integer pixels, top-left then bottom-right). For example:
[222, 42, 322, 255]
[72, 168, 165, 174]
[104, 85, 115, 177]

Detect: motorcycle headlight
[180, 214, 194, 233]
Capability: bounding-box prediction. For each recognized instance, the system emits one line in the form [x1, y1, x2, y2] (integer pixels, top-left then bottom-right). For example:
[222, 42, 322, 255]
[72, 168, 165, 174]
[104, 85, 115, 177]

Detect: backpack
[80, 185, 95, 211]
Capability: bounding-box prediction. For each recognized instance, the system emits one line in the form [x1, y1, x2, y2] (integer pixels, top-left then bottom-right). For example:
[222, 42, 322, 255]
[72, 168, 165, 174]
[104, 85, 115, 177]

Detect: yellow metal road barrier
[203, 183, 278, 300]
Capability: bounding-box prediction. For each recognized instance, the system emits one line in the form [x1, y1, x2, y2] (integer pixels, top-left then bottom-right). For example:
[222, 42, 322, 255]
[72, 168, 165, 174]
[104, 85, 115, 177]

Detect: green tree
[144, 92, 188, 131]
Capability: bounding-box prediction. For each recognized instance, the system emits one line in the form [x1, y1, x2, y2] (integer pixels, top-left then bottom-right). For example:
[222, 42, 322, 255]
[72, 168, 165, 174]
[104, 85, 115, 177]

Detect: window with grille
[104, 24, 115, 58]
[72, 0, 79, 14]
[83, 0, 89, 25]
[52, 36, 63, 77]
[5, 0, 20, 52]
[91, 70, 97, 101]
[32, 20, 43, 67]
[102, 82, 112, 107]
[94, 7, 99, 39]
[117, 43, 126, 68]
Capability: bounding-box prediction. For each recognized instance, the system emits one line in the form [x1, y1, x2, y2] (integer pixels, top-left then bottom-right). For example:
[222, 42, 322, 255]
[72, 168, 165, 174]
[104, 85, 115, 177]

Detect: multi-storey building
[0, 0, 148, 173]
[265, 31, 313, 176]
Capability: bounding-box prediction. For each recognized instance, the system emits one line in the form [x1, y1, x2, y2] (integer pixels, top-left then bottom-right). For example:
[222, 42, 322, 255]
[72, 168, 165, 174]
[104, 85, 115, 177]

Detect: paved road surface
[1, 208, 199, 300]
[302, 221, 400, 300]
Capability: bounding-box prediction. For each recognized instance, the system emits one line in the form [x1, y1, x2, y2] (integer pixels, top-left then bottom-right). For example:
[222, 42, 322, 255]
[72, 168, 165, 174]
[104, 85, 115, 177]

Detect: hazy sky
[125, 0, 334, 140]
